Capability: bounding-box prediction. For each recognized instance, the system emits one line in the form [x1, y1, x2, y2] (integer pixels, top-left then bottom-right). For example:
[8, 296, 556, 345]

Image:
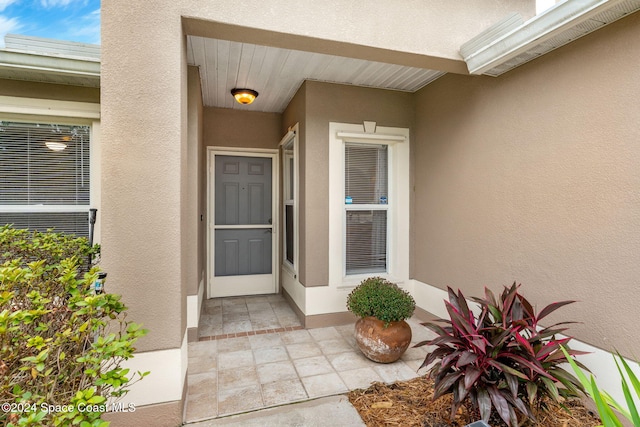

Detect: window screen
[283, 145, 295, 268]
[285, 204, 294, 264]
[0, 121, 91, 237]
[345, 144, 387, 205]
[346, 210, 387, 275]
[344, 143, 388, 275]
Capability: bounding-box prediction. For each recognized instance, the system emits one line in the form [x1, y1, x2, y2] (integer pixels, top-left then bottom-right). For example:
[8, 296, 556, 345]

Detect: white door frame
[206, 147, 279, 298]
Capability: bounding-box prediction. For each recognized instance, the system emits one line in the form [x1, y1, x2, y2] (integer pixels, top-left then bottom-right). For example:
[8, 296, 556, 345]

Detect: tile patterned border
[198, 326, 304, 341]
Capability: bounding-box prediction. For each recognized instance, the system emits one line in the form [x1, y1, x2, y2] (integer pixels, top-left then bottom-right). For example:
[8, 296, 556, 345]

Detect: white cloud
[0, 0, 18, 13]
[0, 15, 21, 47]
[40, 0, 86, 8]
[66, 7, 100, 44]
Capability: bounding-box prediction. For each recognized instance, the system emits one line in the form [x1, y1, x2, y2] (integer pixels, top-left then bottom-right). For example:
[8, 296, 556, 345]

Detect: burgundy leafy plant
[416, 282, 587, 427]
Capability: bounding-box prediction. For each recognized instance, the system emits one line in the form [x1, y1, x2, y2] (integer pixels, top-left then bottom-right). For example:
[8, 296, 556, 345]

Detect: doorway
[207, 149, 278, 298]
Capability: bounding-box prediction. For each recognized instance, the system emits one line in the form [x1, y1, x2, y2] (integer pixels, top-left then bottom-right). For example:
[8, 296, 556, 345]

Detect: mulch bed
[348, 377, 601, 427]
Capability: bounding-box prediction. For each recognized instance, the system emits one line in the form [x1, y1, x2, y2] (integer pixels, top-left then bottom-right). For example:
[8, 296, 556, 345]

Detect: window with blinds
[283, 145, 295, 267]
[344, 143, 388, 275]
[0, 121, 91, 237]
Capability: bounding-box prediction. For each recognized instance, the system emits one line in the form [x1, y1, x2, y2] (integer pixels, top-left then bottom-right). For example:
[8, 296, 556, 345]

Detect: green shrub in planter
[346, 277, 415, 326]
[0, 226, 148, 427]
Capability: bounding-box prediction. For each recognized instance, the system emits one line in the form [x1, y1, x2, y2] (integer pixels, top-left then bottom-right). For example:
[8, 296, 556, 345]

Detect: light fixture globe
[231, 88, 258, 105]
[45, 141, 67, 151]
[45, 135, 71, 151]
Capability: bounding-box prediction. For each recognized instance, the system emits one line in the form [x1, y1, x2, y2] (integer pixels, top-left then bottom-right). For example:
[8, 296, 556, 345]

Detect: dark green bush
[346, 277, 415, 326]
[0, 225, 147, 427]
[416, 283, 586, 427]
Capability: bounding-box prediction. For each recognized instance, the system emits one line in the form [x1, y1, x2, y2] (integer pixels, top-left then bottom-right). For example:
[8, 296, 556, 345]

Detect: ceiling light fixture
[231, 88, 259, 105]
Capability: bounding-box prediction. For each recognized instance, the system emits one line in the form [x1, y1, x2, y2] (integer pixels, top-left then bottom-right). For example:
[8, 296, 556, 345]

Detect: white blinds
[344, 143, 388, 275]
[346, 210, 387, 274]
[345, 143, 388, 204]
[0, 121, 91, 237]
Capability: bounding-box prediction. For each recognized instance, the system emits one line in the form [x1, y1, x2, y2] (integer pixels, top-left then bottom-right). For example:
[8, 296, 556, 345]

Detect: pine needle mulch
[348, 377, 601, 427]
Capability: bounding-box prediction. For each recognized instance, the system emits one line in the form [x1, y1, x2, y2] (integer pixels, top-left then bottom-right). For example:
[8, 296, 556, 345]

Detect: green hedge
[0, 226, 147, 426]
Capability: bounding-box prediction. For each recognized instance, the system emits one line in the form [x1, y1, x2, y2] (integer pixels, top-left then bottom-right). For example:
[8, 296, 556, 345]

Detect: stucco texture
[203, 107, 281, 150]
[101, 2, 187, 352]
[295, 81, 414, 287]
[413, 12, 640, 357]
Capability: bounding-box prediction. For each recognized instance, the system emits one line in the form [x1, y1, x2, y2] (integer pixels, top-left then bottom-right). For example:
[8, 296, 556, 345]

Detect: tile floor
[198, 295, 303, 340]
[185, 294, 437, 423]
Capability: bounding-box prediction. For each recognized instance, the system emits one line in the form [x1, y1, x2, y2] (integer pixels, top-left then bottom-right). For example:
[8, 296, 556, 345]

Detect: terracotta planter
[354, 316, 412, 363]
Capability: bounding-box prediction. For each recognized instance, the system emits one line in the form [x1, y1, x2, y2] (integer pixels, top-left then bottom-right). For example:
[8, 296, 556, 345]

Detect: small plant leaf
[498, 352, 554, 379]
[488, 385, 512, 426]
[615, 354, 640, 425]
[513, 330, 535, 356]
[536, 300, 575, 322]
[456, 351, 478, 367]
[591, 376, 623, 427]
[487, 360, 529, 380]
[526, 382, 538, 405]
[433, 371, 464, 399]
[541, 376, 560, 401]
[477, 388, 492, 421]
[421, 347, 450, 368]
[504, 371, 518, 397]
[463, 367, 483, 391]
[421, 322, 450, 337]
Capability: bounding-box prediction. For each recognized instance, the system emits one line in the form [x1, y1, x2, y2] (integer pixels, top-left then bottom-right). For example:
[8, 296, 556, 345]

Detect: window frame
[329, 122, 410, 288]
[279, 124, 299, 275]
[0, 96, 100, 239]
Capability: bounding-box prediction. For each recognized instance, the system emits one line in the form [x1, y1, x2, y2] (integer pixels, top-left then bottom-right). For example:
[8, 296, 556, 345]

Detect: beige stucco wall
[413, 12, 640, 357]
[297, 81, 415, 286]
[101, 2, 186, 353]
[0, 78, 99, 103]
[202, 107, 281, 150]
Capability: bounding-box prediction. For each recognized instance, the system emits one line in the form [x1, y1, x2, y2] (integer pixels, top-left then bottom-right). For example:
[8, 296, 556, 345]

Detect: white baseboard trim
[114, 332, 188, 407]
[409, 279, 640, 406]
[187, 295, 198, 329]
[198, 276, 205, 316]
[187, 276, 206, 329]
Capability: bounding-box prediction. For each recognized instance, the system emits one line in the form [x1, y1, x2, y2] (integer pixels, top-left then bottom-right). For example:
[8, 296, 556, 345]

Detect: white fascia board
[0, 49, 100, 78]
[459, 13, 525, 60]
[0, 95, 100, 119]
[463, 0, 634, 75]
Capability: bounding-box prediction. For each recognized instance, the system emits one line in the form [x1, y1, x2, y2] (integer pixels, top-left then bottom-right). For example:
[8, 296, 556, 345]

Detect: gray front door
[210, 154, 275, 297]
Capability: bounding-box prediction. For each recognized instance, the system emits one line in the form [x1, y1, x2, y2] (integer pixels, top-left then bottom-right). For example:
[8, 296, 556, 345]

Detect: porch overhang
[461, 0, 640, 76]
[0, 34, 100, 88]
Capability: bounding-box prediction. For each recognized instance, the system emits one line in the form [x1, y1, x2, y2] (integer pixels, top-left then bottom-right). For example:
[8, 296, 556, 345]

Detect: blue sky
[0, 0, 100, 47]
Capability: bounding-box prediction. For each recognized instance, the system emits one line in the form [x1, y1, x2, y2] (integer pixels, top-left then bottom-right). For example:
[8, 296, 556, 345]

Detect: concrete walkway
[185, 295, 436, 423]
[186, 395, 365, 427]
